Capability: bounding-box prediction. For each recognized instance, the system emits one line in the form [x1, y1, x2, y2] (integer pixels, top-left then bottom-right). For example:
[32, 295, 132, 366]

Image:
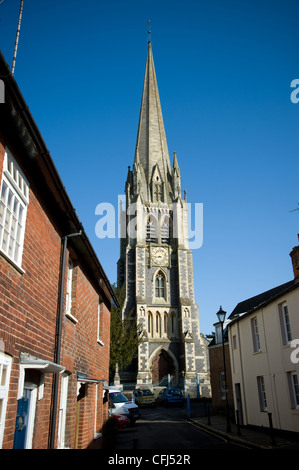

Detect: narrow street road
[114, 403, 241, 450]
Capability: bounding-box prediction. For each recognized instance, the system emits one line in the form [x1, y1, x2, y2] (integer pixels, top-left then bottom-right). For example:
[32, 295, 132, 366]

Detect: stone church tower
[117, 40, 209, 397]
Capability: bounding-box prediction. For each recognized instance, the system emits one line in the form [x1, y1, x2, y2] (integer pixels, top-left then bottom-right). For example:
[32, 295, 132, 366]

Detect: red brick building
[208, 323, 234, 412]
[0, 51, 117, 449]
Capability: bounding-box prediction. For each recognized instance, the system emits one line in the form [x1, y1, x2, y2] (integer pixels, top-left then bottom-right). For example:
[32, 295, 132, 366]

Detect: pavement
[187, 407, 299, 450]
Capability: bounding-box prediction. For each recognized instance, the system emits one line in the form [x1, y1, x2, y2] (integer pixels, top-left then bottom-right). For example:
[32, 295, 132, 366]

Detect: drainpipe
[50, 231, 82, 449]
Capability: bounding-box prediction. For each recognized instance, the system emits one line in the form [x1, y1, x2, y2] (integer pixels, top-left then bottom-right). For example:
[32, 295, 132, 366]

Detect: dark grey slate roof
[229, 279, 298, 321]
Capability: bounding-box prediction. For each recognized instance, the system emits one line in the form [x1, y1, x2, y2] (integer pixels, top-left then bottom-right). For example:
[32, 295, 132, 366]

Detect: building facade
[0, 51, 117, 449]
[208, 323, 234, 412]
[227, 238, 299, 433]
[117, 41, 209, 397]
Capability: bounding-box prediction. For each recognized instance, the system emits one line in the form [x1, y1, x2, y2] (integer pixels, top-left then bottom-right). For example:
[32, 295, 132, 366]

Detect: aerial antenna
[289, 203, 299, 213]
[11, 0, 24, 75]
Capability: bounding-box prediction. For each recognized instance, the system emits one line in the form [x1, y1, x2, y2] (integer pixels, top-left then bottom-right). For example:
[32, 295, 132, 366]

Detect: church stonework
[117, 41, 210, 397]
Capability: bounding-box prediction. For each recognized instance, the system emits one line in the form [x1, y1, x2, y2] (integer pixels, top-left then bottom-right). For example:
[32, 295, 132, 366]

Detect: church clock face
[151, 247, 168, 266]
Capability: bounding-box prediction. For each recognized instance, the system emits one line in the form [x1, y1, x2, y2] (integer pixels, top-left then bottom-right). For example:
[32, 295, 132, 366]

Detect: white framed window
[57, 373, 69, 449]
[0, 354, 12, 448]
[251, 317, 261, 353]
[257, 376, 267, 411]
[65, 259, 77, 323]
[97, 302, 104, 346]
[288, 372, 299, 409]
[0, 149, 29, 268]
[65, 259, 73, 314]
[279, 302, 292, 346]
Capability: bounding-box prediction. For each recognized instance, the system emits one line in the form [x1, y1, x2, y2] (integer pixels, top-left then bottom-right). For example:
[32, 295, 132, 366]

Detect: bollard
[207, 405, 211, 425]
[236, 410, 241, 436]
[133, 436, 138, 449]
[187, 393, 191, 418]
[267, 412, 276, 446]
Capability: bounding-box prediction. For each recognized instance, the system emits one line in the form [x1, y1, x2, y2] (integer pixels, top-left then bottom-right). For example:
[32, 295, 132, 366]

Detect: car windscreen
[142, 390, 153, 396]
[109, 392, 128, 403]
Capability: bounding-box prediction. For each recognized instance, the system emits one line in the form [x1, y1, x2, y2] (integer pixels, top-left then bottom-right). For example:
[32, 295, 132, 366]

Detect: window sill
[0, 249, 25, 275]
[65, 311, 78, 324]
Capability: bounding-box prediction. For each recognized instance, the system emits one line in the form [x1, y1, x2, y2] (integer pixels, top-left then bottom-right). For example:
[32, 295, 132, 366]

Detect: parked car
[157, 387, 184, 406]
[105, 386, 140, 424]
[111, 413, 130, 429]
[133, 389, 157, 407]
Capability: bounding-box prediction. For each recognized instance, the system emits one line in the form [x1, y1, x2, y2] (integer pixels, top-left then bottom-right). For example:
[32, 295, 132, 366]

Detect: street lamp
[216, 306, 231, 433]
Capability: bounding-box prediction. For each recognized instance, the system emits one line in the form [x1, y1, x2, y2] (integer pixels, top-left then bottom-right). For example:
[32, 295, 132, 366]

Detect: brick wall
[60, 263, 111, 448]
[208, 343, 234, 410]
[0, 138, 61, 448]
[0, 134, 111, 448]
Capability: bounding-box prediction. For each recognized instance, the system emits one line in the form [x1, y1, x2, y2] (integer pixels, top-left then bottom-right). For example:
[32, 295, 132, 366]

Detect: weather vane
[148, 20, 151, 43]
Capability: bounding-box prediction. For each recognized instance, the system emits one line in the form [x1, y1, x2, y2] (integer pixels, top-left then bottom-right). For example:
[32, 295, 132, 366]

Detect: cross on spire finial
[148, 20, 151, 43]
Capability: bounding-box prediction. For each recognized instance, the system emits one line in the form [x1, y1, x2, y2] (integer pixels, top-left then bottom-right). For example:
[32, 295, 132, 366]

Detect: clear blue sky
[1, 0, 298, 335]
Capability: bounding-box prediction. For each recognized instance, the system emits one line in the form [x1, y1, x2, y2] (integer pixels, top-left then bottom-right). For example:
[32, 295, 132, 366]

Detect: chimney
[290, 234, 299, 280]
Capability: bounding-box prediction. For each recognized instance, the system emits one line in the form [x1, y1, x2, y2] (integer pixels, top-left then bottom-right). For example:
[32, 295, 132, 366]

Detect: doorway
[151, 349, 175, 385]
[13, 369, 39, 449]
[13, 386, 37, 449]
[235, 383, 244, 426]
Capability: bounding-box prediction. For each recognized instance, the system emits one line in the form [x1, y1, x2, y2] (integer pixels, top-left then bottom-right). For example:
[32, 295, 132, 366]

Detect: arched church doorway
[151, 349, 175, 385]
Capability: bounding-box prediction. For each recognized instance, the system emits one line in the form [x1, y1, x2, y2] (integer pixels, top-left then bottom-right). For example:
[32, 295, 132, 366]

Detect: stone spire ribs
[133, 41, 172, 203]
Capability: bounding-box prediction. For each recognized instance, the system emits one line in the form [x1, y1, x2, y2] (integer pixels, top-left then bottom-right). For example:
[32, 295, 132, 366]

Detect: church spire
[134, 40, 171, 188]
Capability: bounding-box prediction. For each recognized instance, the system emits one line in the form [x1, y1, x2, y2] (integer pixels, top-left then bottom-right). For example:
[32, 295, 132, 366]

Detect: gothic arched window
[161, 215, 172, 244]
[163, 312, 168, 335]
[155, 271, 165, 299]
[170, 312, 176, 334]
[148, 311, 153, 337]
[154, 183, 163, 202]
[155, 312, 161, 337]
[146, 215, 158, 244]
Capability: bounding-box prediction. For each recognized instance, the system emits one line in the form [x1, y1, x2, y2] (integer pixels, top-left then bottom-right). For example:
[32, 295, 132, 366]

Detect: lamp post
[216, 306, 231, 433]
